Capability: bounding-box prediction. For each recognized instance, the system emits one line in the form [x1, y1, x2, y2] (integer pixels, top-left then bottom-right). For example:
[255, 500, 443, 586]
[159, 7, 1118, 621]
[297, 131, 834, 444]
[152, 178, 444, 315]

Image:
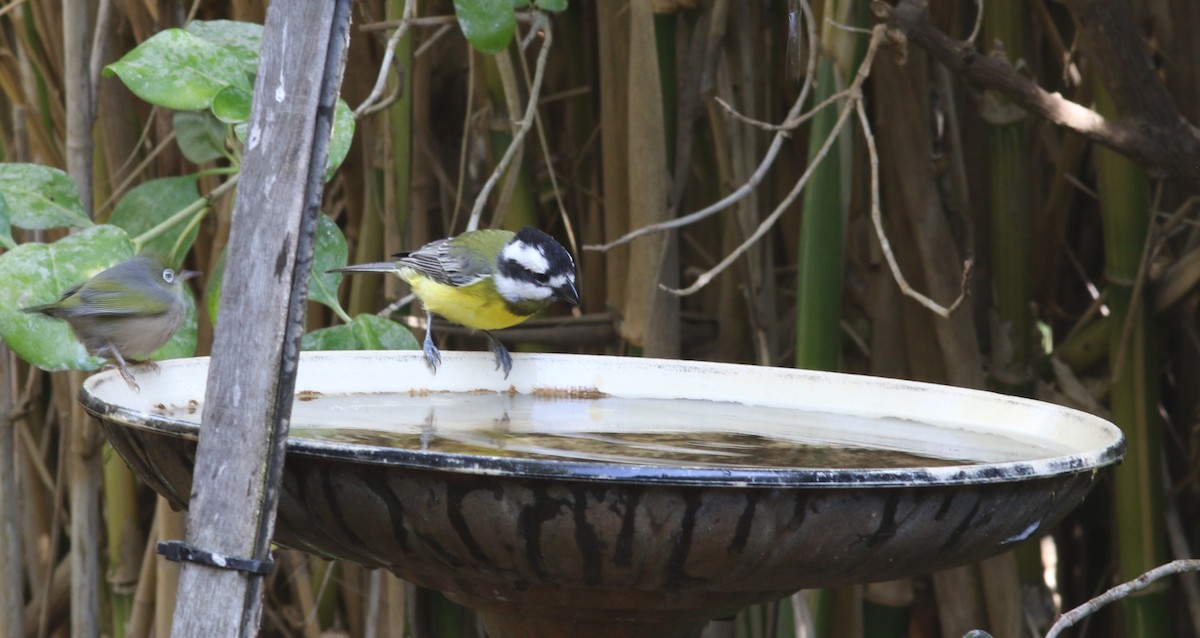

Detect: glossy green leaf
[535, 0, 567, 11]
[301, 314, 420, 351]
[185, 20, 263, 76]
[0, 194, 14, 249]
[103, 28, 251, 111]
[107, 175, 202, 269]
[204, 249, 225, 326]
[0, 225, 135, 370]
[309, 213, 348, 314]
[173, 111, 230, 164]
[211, 84, 252, 124]
[324, 99, 355, 182]
[454, 0, 516, 54]
[206, 213, 347, 325]
[0, 163, 91, 230]
[233, 122, 249, 145]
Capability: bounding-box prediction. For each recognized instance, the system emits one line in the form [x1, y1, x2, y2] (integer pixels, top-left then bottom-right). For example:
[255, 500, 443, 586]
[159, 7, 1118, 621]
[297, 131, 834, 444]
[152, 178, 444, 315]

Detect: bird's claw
[103, 362, 141, 393]
[422, 330, 442, 374]
[485, 333, 513, 379]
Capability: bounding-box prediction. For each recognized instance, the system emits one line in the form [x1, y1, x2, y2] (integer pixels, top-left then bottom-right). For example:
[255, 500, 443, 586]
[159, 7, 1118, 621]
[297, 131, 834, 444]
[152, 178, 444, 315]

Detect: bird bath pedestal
[81, 352, 1124, 638]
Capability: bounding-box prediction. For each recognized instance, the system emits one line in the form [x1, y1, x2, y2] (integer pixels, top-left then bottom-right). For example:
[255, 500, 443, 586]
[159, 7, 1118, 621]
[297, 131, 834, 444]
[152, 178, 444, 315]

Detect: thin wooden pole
[63, 3, 101, 635]
[169, 1, 353, 635]
[0, 341, 21, 638]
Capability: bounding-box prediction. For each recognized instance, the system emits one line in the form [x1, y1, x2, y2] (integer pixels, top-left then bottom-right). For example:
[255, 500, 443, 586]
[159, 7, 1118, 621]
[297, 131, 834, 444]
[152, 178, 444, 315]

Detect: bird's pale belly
[407, 277, 533, 331]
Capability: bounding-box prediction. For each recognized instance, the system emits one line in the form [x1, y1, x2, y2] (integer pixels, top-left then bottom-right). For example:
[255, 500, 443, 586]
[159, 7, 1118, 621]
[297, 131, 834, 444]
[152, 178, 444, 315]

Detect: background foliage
[1, 1, 1198, 637]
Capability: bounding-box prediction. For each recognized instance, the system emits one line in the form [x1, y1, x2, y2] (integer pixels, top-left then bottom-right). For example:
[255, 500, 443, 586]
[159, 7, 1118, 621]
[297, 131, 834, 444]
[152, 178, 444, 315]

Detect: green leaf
[204, 249, 225, 326]
[324, 99, 355, 182]
[454, 0, 517, 54]
[103, 28, 252, 111]
[211, 84, 252, 124]
[173, 111, 230, 164]
[0, 194, 14, 249]
[309, 213, 348, 314]
[0, 225, 135, 371]
[0, 163, 92, 230]
[535, 0, 566, 11]
[233, 122, 249, 145]
[185, 20, 263, 76]
[302, 314, 420, 351]
[207, 214, 346, 325]
[107, 175, 202, 268]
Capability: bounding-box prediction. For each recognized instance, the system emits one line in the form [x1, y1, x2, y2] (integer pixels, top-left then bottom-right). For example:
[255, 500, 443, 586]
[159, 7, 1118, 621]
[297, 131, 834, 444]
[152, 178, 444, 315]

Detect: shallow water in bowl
[149, 391, 1072, 470]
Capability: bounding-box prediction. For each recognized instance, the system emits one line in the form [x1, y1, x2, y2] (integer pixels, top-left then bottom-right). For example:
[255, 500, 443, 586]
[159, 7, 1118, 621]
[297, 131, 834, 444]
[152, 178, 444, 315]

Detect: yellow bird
[334, 227, 579, 377]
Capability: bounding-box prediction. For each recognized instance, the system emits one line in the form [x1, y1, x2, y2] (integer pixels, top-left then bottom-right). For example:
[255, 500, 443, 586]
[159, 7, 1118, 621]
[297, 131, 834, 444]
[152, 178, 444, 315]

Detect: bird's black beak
[558, 281, 580, 306]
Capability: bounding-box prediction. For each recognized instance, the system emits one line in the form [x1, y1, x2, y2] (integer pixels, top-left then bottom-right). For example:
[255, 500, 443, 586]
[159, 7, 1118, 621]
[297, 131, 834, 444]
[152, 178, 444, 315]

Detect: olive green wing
[396, 229, 514, 288]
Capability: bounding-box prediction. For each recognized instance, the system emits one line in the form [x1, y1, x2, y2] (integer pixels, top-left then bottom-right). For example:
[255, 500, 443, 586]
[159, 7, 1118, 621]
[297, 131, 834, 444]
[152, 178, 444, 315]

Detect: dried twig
[857, 93, 969, 317]
[884, 0, 1200, 184]
[583, 0, 818, 252]
[965, 0, 984, 48]
[711, 88, 851, 133]
[659, 21, 969, 315]
[659, 26, 872, 296]
[1044, 560, 1200, 638]
[354, 0, 416, 118]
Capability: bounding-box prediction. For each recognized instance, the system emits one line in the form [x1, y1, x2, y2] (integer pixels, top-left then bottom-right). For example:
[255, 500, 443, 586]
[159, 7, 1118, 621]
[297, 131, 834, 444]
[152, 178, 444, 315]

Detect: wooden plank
[169, 1, 352, 635]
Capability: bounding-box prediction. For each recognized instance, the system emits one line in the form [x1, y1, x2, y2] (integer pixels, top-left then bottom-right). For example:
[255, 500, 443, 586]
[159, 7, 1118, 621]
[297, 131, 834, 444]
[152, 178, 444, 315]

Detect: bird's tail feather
[329, 262, 396, 274]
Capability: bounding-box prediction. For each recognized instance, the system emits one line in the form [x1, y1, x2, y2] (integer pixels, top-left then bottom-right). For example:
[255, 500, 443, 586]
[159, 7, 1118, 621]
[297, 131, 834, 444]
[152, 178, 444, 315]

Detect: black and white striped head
[494, 227, 579, 306]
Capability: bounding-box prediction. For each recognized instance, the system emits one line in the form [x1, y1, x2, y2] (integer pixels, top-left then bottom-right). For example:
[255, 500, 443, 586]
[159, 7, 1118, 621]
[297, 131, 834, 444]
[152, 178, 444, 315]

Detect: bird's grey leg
[105, 344, 141, 392]
[483, 331, 513, 379]
[422, 311, 442, 373]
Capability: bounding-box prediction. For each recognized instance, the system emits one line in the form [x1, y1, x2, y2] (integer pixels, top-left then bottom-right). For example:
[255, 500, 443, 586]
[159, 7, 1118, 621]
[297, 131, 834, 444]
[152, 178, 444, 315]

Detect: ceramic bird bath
[81, 351, 1124, 638]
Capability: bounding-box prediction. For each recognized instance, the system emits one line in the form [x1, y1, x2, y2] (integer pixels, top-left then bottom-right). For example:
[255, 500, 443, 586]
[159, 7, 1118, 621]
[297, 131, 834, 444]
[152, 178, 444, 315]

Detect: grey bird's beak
[179, 270, 202, 282]
[558, 281, 580, 306]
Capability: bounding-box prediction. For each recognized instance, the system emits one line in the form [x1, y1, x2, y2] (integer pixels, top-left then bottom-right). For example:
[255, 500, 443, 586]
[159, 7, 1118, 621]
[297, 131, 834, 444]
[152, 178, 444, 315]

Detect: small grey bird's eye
[162, 269, 175, 284]
[535, 272, 550, 284]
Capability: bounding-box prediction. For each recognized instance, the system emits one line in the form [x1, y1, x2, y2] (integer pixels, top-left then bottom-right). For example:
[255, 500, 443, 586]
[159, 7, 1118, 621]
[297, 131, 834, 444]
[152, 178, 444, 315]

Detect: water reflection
[155, 391, 1070, 470]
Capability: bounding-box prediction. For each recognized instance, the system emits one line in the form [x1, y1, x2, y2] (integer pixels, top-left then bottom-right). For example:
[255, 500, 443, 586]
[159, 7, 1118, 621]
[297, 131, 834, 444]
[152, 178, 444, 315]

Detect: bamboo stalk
[622, 0, 679, 357]
[61, 370, 104, 638]
[979, 3, 1047, 629]
[154, 502, 183, 638]
[1094, 80, 1172, 636]
[794, 56, 843, 372]
[0, 342, 21, 638]
[63, 0, 93, 216]
[482, 50, 534, 231]
[128, 509, 160, 638]
[103, 446, 140, 638]
[596, 1, 631, 345]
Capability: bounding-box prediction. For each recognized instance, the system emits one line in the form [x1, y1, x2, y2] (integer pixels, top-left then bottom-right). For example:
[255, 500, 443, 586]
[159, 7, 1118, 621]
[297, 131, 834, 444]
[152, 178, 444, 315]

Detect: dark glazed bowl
[81, 351, 1124, 638]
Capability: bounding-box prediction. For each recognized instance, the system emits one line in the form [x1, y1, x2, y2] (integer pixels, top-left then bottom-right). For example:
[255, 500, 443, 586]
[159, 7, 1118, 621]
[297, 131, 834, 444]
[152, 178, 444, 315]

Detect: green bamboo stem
[982, 0, 1033, 397]
[799, 2, 871, 633]
[103, 447, 138, 638]
[0, 342, 20, 638]
[1094, 82, 1170, 636]
[981, 0, 1042, 594]
[794, 57, 843, 371]
[482, 53, 538, 232]
[653, 10, 677, 172]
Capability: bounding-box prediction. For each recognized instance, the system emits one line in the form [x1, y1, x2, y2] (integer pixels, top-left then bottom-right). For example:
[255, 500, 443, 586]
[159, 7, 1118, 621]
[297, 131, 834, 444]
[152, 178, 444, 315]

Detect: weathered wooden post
[165, 1, 353, 634]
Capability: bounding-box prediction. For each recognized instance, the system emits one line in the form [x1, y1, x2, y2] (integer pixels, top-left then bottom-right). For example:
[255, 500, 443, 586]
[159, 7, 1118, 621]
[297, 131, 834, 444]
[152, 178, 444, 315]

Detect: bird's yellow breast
[404, 272, 532, 331]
